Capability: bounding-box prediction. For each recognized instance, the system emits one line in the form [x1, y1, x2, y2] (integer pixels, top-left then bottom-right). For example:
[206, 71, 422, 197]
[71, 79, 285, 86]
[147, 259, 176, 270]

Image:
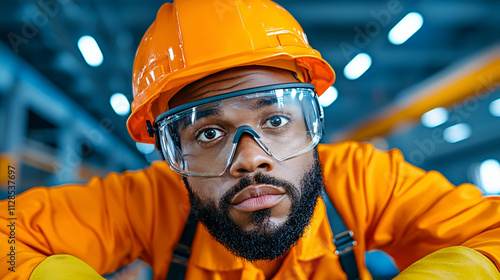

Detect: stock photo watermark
[408, 74, 500, 165]
[6, 165, 17, 272]
[53, 118, 115, 182]
[7, 0, 71, 53]
[339, 0, 414, 61]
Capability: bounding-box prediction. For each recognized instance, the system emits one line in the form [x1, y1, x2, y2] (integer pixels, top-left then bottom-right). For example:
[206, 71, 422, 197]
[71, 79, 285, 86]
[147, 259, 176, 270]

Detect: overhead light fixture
[319, 86, 338, 107]
[110, 93, 130, 116]
[388, 12, 424, 45]
[479, 159, 500, 194]
[136, 142, 156, 155]
[77, 35, 104, 67]
[421, 107, 449, 128]
[443, 123, 471, 143]
[344, 53, 372, 80]
[489, 98, 500, 117]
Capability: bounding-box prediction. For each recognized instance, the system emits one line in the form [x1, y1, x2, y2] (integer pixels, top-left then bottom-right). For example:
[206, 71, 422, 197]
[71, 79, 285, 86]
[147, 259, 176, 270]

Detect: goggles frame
[151, 83, 324, 177]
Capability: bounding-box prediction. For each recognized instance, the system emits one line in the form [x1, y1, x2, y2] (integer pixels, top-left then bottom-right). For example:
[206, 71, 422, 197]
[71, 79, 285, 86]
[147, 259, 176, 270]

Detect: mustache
[219, 173, 300, 210]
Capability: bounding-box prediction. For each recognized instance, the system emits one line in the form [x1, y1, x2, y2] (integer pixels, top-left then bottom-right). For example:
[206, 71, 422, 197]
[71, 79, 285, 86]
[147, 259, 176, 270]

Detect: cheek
[186, 177, 228, 205]
[278, 150, 315, 187]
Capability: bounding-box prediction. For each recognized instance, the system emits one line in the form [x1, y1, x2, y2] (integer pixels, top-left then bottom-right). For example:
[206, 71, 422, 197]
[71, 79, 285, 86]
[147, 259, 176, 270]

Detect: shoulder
[318, 141, 409, 187]
[126, 160, 186, 197]
[318, 141, 399, 165]
[83, 160, 187, 207]
[109, 160, 183, 188]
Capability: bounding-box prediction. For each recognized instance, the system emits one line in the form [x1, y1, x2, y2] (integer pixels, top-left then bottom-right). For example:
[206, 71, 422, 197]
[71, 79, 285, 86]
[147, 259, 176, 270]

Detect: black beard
[183, 151, 324, 261]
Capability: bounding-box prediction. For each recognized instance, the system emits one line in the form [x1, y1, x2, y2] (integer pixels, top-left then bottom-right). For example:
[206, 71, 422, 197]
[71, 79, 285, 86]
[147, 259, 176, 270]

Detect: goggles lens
[155, 83, 323, 177]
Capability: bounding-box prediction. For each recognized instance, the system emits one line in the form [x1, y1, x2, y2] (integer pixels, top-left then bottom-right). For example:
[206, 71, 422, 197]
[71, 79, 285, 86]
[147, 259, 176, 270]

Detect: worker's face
[170, 66, 324, 261]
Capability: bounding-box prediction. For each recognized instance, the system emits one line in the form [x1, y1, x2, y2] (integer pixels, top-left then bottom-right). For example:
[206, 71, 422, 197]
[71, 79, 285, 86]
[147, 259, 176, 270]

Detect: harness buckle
[172, 243, 191, 265]
[334, 230, 357, 256]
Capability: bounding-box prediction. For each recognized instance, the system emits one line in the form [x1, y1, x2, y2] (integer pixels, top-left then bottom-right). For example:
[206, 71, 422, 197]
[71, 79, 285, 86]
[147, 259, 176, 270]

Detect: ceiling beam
[329, 44, 500, 142]
[277, 1, 500, 27]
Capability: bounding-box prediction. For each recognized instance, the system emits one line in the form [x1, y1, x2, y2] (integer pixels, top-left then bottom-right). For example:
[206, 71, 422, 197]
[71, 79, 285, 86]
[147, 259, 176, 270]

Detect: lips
[230, 185, 286, 212]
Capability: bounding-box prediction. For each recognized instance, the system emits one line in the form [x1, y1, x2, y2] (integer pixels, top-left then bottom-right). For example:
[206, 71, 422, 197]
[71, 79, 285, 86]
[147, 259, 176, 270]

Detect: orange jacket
[1, 142, 499, 279]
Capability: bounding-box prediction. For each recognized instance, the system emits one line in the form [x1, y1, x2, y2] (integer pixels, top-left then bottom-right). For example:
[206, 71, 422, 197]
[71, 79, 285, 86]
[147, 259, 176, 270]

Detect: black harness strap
[166, 211, 198, 280]
[166, 191, 360, 279]
[322, 190, 360, 280]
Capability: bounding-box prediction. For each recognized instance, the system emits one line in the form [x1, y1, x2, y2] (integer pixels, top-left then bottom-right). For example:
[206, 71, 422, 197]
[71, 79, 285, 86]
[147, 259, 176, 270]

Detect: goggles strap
[146, 120, 155, 138]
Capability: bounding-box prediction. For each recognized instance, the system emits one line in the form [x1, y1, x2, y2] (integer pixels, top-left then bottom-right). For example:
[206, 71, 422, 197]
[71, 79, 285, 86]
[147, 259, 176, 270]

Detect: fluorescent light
[489, 98, 500, 117]
[77, 35, 103, 67]
[344, 53, 372, 80]
[479, 159, 500, 194]
[319, 86, 338, 107]
[136, 142, 156, 155]
[110, 93, 130, 116]
[388, 12, 424, 45]
[421, 107, 449, 128]
[443, 123, 471, 143]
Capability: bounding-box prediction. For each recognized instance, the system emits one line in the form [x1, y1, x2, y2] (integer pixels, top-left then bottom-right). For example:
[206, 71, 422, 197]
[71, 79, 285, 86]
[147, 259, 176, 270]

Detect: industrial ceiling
[1, 0, 499, 168]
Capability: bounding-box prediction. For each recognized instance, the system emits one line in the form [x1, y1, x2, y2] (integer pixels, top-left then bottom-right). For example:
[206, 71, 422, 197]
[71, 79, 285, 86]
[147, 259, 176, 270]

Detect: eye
[198, 128, 224, 142]
[265, 116, 289, 128]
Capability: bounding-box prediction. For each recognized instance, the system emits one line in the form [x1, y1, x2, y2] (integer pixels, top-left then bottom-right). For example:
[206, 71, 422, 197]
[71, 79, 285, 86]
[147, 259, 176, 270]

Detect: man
[1, 0, 499, 279]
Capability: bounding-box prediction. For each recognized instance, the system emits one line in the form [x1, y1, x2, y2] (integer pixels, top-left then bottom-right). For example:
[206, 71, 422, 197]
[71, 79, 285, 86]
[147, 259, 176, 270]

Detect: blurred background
[0, 0, 499, 279]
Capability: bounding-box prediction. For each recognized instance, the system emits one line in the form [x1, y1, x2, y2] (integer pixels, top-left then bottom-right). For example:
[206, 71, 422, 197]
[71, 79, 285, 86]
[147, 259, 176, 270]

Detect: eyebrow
[177, 108, 221, 128]
[180, 96, 290, 127]
[194, 108, 221, 119]
[252, 98, 278, 110]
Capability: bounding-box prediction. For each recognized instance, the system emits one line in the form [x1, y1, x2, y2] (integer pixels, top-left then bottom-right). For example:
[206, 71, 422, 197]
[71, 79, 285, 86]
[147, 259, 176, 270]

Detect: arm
[0, 161, 187, 279]
[319, 142, 500, 276]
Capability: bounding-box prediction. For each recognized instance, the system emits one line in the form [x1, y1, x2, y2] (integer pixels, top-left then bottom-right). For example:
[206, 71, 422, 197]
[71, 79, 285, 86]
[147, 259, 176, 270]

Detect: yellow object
[0, 142, 499, 279]
[29, 255, 104, 280]
[395, 246, 500, 279]
[335, 45, 500, 142]
[0, 153, 15, 187]
[127, 0, 335, 143]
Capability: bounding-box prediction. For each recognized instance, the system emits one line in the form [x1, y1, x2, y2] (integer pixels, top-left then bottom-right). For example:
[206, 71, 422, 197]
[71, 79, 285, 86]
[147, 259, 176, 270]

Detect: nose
[229, 133, 275, 177]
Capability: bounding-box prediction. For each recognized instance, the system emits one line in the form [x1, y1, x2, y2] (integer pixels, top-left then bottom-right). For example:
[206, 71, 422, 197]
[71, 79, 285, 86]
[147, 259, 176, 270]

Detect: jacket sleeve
[0, 161, 187, 279]
[319, 142, 500, 274]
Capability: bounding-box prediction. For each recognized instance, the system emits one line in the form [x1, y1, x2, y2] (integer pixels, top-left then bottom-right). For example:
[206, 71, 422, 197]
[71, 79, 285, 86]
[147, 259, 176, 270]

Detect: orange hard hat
[127, 0, 335, 143]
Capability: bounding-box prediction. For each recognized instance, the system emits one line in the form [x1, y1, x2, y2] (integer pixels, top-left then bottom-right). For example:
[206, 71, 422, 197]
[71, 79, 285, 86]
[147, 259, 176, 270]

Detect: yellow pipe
[331, 44, 500, 142]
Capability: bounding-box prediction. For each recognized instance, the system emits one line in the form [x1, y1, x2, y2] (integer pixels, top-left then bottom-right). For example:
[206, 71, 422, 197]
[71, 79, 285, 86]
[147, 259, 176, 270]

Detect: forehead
[168, 66, 299, 108]
[163, 84, 309, 125]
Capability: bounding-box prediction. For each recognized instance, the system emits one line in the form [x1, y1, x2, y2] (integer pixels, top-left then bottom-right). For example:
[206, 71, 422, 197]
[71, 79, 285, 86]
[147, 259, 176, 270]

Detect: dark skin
[169, 66, 316, 278]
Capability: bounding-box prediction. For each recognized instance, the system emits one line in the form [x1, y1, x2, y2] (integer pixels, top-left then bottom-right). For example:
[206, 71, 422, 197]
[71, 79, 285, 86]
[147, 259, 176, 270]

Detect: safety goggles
[153, 83, 324, 177]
